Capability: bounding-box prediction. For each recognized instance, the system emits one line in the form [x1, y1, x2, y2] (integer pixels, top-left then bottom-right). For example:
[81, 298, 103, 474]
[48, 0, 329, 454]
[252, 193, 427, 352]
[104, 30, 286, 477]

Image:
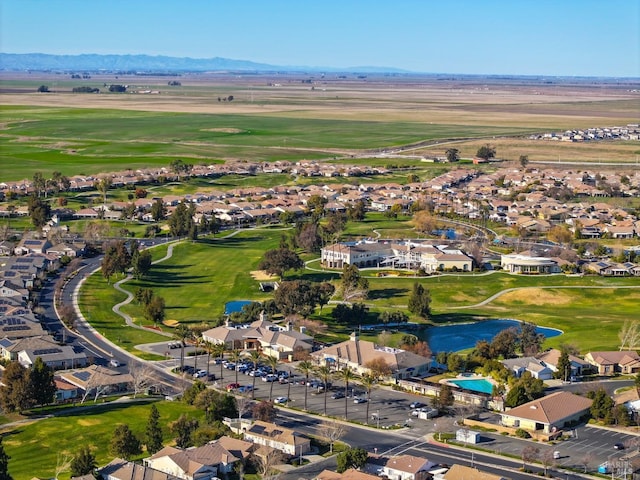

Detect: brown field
[496, 288, 574, 306]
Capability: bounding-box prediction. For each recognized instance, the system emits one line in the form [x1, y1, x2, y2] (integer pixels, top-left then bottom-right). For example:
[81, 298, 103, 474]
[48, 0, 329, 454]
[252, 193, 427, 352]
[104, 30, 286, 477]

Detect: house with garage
[500, 391, 592, 435]
[536, 348, 592, 378]
[584, 351, 640, 375]
[501, 357, 553, 380]
[242, 420, 311, 456]
[437, 464, 508, 480]
[99, 458, 179, 480]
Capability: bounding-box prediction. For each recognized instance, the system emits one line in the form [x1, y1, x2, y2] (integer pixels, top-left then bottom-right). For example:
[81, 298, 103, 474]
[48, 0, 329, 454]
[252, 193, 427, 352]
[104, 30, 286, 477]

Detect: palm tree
[338, 366, 357, 420]
[192, 333, 201, 373]
[360, 373, 377, 424]
[316, 364, 333, 416]
[246, 349, 263, 399]
[202, 340, 215, 380]
[264, 355, 279, 401]
[174, 324, 192, 372]
[297, 360, 314, 411]
[211, 343, 226, 382]
[230, 349, 243, 386]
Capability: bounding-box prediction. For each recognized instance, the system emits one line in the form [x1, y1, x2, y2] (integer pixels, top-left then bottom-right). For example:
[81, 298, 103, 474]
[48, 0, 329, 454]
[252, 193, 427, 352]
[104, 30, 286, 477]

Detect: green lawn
[2, 399, 204, 480]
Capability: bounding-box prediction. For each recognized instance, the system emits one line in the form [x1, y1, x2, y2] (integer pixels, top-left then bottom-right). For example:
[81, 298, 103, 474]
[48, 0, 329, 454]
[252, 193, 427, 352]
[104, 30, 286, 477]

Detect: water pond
[423, 318, 561, 353]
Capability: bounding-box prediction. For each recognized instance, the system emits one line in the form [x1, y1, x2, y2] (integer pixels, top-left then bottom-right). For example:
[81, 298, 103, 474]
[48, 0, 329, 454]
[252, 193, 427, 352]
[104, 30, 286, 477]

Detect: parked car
[193, 370, 207, 378]
[237, 385, 254, 393]
[262, 374, 278, 382]
[331, 391, 346, 399]
[409, 401, 426, 409]
[614, 443, 625, 450]
[109, 359, 120, 368]
[354, 397, 367, 404]
[274, 396, 289, 404]
[226, 383, 240, 391]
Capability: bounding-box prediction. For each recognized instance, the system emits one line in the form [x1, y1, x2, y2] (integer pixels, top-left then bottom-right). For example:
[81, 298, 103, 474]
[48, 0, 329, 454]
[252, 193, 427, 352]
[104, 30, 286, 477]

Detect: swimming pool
[224, 300, 253, 315]
[448, 378, 495, 394]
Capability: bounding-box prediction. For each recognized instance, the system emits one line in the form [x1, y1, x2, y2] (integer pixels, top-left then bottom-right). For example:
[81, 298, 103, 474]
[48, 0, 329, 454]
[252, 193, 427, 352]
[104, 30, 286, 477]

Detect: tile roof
[502, 391, 592, 425]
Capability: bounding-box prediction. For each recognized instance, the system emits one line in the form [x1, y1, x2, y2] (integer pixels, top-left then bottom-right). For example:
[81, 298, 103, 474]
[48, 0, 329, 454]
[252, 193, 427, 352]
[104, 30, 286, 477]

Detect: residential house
[316, 468, 378, 480]
[60, 365, 133, 399]
[500, 254, 561, 274]
[311, 332, 431, 381]
[500, 391, 592, 434]
[54, 377, 80, 402]
[501, 357, 553, 380]
[0, 316, 47, 340]
[437, 464, 508, 480]
[242, 420, 311, 456]
[17, 337, 88, 370]
[144, 437, 253, 480]
[536, 349, 591, 378]
[99, 458, 179, 480]
[380, 454, 436, 480]
[584, 351, 640, 375]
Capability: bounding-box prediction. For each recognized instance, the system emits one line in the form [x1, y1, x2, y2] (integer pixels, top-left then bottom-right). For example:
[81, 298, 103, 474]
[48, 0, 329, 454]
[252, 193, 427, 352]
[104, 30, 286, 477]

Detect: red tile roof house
[584, 351, 640, 375]
[500, 391, 592, 435]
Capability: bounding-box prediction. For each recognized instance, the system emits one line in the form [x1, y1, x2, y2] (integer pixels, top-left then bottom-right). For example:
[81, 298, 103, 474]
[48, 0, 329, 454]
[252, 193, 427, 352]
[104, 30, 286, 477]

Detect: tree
[338, 366, 357, 419]
[101, 240, 131, 283]
[519, 322, 544, 356]
[70, 446, 96, 477]
[316, 364, 333, 415]
[169, 201, 195, 237]
[37, 85, 50, 93]
[365, 357, 392, 380]
[169, 414, 199, 448]
[619, 320, 640, 351]
[109, 424, 142, 460]
[135, 287, 154, 306]
[438, 384, 454, 411]
[314, 282, 335, 312]
[131, 249, 152, 279]
[445, 148, 460, 162]
[336, 447, 368, 473]
[296, 221, 322, 253]
[341, 264, 369, 301]
[346, 200, 366, 221]
[253, 448, 283, 478]
[318, 419, 347, 453]
[264, 355, 279, 401]
[519, 155, 529, 169]
[554, 348, 572, 382]
[170, 159, 193, 181]
[274, 280, 318, 317]
[0, 361, 31, 413]
[476, 144, 496, 161]
[129, 362, 153, 398]
[194, 389, 238, 423]
[490, 327, 518, 358]
[0, 437, 12, 480]
[360, 373, 377, 424]
[145, 404, 163, 454]
[27, 195, 51, 228]
[246, 349, 263, 399]
[151, 198, 167, 221]
[253, 400, 277, 422]
[28, 357, 56, 407]
[95, 177, 112, 205]
[412, 210, 437, 234]
[407, 283, 431, 319]
[258, 248, 304, 278]
[297, 360, 314, 411]
[521, 445, 539, 471]
[589, 388, 614, 422]
[144, 295, 166, 326]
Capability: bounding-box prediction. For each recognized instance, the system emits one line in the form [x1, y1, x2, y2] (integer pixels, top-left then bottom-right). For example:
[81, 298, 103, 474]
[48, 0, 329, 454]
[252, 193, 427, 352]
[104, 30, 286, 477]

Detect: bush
[515, 428, 531, 439]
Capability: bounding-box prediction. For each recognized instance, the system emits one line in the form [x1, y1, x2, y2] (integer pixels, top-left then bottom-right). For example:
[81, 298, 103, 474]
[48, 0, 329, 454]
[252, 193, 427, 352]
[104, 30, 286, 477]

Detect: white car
[274, 396, 289, 404]
[262, 374, 278, 382]
[193, 370, 207, 378]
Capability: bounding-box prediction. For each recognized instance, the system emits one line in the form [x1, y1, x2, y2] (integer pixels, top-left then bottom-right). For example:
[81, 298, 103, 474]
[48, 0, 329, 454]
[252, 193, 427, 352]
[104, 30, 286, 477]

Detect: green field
[1, 399, 204, 480]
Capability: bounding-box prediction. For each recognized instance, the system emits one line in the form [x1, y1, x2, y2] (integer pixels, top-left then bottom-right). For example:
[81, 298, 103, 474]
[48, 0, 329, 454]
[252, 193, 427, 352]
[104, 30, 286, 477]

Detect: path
[111, 230, 244, 332]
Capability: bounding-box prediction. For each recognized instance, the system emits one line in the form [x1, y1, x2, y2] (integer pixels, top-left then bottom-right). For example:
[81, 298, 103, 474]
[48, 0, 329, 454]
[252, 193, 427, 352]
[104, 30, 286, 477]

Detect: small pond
[224, 300, 253, 315]
[423, 318, 561, 353]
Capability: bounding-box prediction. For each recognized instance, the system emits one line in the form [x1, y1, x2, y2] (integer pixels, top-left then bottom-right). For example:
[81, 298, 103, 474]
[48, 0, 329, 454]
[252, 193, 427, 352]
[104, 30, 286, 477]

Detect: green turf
[2, 399, 204, 480]
[0, 105, 532, 180]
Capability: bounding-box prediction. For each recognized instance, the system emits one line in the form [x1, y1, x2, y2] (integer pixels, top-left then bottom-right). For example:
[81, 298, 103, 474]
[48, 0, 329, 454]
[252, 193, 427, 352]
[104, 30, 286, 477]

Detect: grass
[1, 398, 204, 480]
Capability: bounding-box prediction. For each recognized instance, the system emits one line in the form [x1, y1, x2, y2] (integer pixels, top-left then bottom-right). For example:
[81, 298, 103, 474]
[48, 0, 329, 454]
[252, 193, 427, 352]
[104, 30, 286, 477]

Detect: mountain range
[0, 53, 411, 74]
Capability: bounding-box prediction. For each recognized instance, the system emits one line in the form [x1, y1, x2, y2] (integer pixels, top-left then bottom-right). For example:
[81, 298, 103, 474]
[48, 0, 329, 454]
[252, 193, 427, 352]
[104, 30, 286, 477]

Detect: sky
[1, 0, 639, 77]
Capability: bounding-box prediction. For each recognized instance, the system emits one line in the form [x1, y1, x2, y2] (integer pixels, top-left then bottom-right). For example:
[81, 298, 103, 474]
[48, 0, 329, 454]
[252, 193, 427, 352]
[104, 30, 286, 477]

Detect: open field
[2, 73, 639, 180]
[0, 399, 204, 480]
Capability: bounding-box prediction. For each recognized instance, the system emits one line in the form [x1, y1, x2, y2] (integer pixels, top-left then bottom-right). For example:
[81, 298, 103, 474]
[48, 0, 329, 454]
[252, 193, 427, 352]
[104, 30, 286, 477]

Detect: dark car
[409, 401, 426, 409]
[614, 443, 625, 450]
[331, 391, 345, 399]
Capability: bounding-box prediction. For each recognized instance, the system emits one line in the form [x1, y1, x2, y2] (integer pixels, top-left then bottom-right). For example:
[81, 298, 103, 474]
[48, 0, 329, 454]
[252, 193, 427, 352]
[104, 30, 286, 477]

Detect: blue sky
[2, 0, 638, 77]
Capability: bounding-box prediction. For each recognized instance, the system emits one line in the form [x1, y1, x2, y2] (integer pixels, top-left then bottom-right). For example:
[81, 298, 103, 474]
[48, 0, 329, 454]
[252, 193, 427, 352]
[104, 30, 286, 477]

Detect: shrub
[515, 428, 531, 439]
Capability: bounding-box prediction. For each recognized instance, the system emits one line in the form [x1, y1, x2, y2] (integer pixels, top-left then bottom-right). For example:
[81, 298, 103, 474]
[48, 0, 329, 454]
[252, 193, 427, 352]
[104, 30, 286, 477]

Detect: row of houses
[529, 124, 640, 142]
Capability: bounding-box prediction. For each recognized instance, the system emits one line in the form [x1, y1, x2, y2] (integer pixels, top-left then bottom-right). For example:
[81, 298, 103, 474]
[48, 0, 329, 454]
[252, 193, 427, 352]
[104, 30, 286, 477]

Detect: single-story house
[311, 332, 431, 381]
[316, 468, 378, 480]
[500, 391, 592, 434]
[584, 351, 640, 375]
[437, 464, 508, 480]
[380, 454, 436, 480]
[99, 458, 179, 480]
[501, 357, 553, 380]
[500, 254, 561, 274]
[536, 349, 592, 377]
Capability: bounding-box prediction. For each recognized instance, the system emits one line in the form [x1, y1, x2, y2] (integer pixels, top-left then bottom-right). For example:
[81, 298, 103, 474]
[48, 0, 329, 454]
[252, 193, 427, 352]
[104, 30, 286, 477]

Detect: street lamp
[376, 409, 380, 429]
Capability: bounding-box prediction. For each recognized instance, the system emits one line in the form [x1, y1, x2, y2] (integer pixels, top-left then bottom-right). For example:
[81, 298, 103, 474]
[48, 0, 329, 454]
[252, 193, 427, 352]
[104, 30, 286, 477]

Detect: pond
[422, 319, 562, 353]
[224, 300, 253, 315]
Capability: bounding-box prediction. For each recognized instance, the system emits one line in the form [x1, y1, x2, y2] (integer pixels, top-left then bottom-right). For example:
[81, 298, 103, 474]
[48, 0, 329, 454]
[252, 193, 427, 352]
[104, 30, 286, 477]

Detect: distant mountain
[0, 53, 411, 74]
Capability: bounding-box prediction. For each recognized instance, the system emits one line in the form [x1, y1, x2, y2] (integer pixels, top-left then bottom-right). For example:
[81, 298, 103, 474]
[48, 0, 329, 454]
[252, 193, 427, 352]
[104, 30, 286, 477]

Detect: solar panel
[33, 348, 61, 355]
[4, 325, 29, 331]
[74, 371, 91, 381]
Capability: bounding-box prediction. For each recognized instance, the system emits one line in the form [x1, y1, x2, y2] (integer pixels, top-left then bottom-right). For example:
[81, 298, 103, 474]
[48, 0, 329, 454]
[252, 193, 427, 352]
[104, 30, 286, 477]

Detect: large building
[321, 240, 473, 273]
[311, 332, 431, 381]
